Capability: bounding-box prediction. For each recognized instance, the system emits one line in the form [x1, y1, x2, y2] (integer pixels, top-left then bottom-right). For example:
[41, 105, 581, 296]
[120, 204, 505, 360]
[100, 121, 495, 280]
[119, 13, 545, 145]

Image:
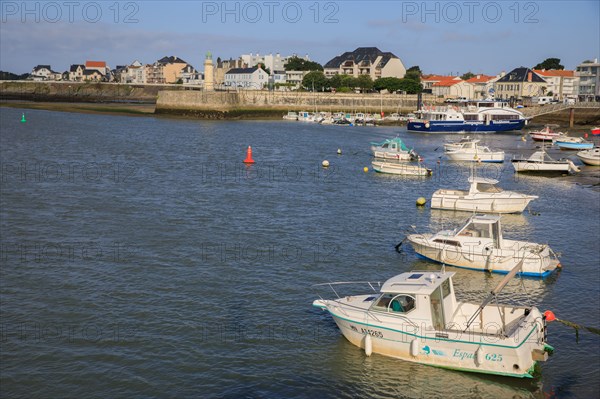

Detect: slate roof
[70, 64, 85, 72]
[226, 67, 260, 75]
[324, 47, 399, 69]
[157, 56, 188, 65]
[496, 67, 546, 83]
[33, 65, 53, 72]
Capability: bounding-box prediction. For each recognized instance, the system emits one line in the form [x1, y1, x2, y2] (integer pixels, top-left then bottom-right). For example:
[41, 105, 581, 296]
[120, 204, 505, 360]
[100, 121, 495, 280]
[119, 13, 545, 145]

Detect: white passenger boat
[577, 148, 600, 166]
[282, 111, 298, 121]
[406, 214, 561, 277]
[313, 268, 553, 378]
[431, 177, 538, 214]
[372, 161, 432, 176]
[511, 151, 580, 173]
[445, 141, 505, 163]
[370, 137, 419, 160]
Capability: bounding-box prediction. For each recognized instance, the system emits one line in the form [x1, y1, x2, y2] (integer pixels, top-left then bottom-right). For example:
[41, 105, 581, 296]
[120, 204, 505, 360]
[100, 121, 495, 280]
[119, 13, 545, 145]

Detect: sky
[1, 0, 599, 75]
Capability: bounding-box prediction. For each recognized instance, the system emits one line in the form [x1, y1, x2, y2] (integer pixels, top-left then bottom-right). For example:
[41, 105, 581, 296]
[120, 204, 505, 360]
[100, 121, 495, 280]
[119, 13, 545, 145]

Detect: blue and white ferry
[407, 100, 527, 133]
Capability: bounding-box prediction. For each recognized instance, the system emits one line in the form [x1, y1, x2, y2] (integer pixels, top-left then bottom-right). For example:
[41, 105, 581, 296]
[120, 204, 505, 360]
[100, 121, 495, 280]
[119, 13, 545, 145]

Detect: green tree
[461, 72, 475, 80]
[302, 71, 328, 91]
[397, 78, 423, 94]
[356, 75, 374, 92]
[254, 63, 271, 75]
[405, 65, 422, 81]
[284, 56, 323, 71]
[534, 58, 564, 70]
[374, 77, 403, 93]
[329, 74, 343, 89]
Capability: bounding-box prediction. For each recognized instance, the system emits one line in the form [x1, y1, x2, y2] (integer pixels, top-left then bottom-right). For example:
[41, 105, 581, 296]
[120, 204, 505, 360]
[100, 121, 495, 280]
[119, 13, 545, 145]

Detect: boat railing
[313, 281, 382, 299]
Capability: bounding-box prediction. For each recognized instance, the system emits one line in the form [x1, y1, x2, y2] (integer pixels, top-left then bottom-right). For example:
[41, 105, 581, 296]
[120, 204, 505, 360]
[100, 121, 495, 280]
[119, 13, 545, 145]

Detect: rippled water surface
[1, 108, 599, 398]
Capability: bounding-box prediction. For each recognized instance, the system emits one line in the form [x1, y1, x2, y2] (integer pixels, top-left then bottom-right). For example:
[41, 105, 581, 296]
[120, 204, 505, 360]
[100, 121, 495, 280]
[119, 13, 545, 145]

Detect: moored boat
[512, 151, 580, 173]
[370, 137, 419, 160]
[553, 137, 594, 150]
[528, 125, 565, 142]
[313, 268, 553, 378]
[406, 214, 561, 277]
[407, 100, 527, 133]
[282, 111, 298, 121]
[443, 136, 477, 152]
[591, 127, 600, 135]
[445, 140, 505, 163]
[577, 148, 600, 166]
[431, 177, 538, 214]
[371, 160, 432, 176]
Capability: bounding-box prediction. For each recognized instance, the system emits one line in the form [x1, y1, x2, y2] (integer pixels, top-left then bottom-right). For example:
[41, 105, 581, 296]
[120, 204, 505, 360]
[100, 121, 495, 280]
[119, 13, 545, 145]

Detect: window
[372, 293, 416, 313]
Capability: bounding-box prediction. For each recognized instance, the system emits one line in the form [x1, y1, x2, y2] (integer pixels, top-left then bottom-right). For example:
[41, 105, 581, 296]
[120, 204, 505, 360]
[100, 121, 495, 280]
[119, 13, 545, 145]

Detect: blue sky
[1, 0, 599, 74]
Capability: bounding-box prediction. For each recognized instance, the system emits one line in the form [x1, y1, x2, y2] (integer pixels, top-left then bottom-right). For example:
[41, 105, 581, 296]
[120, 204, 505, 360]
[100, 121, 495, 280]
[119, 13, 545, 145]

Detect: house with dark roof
[30, 65, 61, 81]
[146, 56, 190, 84]
[323, 47, 406, 80]
[494, 67, 547, 100]
[224, 66, 269, 89]
[83, 69, 105, 82]
[69, 64, 85, 81]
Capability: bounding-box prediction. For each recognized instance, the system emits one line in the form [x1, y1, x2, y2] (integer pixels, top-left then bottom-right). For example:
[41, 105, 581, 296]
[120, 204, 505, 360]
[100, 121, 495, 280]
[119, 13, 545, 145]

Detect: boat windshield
[371, 293, 416, 314]
[476, 183, 503, 193]
[458, 221, 494, 238]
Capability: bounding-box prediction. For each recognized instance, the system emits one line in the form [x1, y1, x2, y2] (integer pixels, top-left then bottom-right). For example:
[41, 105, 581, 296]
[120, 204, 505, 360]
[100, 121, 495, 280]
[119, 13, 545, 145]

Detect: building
[465, 74, 498, 99]
[240, 52, 309, 74]
[533, 69, 578, 100]
[323, 47, 406, 80]
[68, 64, 85, 81]
[431, 79, 474, 98]
[224, 66, 269, 89]
[121, 60, 146, 84]
[421, 75, 460, 93]
[83, 69, 104, 81]
[85, 61, 109, 75]
[146, 56, 190, 84]
[214, 57, 247, 86]
[494, 67, 547, 100]
[285, 70, 309, 90]
[29, 65, 61, 81]
[575, 58, 600, 102]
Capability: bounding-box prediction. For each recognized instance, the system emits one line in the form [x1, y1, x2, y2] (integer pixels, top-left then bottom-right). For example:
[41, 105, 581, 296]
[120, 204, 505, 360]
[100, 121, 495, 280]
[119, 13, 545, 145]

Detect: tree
[254, 63, 271, 75]
[397, 78, 423, 94]
[284, 56, 323, 71]
[374, 77, 403, 93]
[405, 65, 422, 81]
[534, 58, 564, 70]
[302, 71, 328, 91]
[461, 72, 475, 80]
[356, 75, 373, 92]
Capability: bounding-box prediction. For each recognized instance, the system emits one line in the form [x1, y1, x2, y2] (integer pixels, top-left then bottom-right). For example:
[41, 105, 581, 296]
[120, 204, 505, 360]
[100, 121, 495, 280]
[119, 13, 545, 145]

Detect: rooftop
[533, 69, 575, 77]
[324, 47, 399, 69]
[496, 67, 546, 83]
[381, 271, 455, 295]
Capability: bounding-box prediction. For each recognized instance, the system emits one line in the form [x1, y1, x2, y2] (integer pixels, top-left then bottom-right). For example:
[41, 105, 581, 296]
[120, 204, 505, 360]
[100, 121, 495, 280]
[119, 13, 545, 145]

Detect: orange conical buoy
[243, 146, 255, 164]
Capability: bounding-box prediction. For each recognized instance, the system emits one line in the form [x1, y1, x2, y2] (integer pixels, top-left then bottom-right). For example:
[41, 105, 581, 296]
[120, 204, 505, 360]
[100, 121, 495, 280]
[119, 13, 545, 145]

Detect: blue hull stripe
[408, 120, 525, 133]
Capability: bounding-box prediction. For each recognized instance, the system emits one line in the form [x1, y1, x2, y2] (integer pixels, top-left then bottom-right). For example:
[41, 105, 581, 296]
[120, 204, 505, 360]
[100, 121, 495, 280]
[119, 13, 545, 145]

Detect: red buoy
[243, 146, 255, 164]
[544, 310, 556, 322]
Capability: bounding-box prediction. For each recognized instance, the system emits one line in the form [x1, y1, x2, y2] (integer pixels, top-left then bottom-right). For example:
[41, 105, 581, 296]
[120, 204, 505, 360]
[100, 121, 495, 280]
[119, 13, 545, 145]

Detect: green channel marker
[21, 113, 26, 123]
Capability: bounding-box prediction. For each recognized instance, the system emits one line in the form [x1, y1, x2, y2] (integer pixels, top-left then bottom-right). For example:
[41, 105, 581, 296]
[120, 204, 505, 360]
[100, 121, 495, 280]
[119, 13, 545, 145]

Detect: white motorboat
[297, 111, 315, 122]
[282, 111, 298, 121]
[372, 161, 432, 176]
[370, 137, 419, 160]
[511, 151, 580, 173]
[445, 141, 505, 163]
[431, 177, 538, 214]
[313, 268, 553, 378]
[443, 136, 477, 152]
[577, 148, 600, 166]
[406, 214, 561, 277]
[528, 125, 565, 142]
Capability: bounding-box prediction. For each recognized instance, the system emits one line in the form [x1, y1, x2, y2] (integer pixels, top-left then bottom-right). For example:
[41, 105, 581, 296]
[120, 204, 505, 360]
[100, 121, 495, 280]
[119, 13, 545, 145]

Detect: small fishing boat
[528, 125, 565, 142]
[297, 111, 315, 122]
[371, 161, 432, 176]
[512, 151, 580, 173]
[370, 137, 419, 160]
[282, 111, 298, 121]
[443, 136, 477, 152]
[577, 148, 600, 166]
[431, 177, 538, 214]
[313, 266, 553, 378]
[445, 141, 505, 163]
[553, 137, 594, 150]
[406, 214, 561, 277]
[591, 127, 600, 135]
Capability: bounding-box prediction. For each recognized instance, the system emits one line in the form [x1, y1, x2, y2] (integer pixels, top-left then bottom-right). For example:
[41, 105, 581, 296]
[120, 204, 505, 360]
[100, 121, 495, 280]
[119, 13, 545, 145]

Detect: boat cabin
[468, 177, 503, 195]
[454, 214, 503, 246]
[369, 271, 457, 331]
[371, 138, 411, 152]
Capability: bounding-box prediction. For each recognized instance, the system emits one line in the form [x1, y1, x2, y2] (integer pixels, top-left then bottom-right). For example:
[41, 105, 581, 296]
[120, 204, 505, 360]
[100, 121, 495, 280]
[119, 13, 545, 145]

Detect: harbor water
[1, 108, 599, 398]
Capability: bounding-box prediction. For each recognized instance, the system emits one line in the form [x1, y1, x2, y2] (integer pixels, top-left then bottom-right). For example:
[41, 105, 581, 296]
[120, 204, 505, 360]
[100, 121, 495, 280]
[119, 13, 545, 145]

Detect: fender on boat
[475, 345, 485, 366]
[410, 339, 419, 357]
[364, 334, 372, 356]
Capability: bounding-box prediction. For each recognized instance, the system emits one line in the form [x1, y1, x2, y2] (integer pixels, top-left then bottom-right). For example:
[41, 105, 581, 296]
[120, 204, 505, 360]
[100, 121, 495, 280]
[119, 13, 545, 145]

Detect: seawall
[155, 90, 442, 119]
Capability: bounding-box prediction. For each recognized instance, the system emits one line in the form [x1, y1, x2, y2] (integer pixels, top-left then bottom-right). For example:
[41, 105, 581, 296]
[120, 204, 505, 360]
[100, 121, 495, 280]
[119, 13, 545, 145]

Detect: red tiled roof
[533, 69, 574, 77]
[86, 61, 106, 68]
[432, 80, 463, 87]
[466, 75, 495, 83]
[422, 75, 459, 81]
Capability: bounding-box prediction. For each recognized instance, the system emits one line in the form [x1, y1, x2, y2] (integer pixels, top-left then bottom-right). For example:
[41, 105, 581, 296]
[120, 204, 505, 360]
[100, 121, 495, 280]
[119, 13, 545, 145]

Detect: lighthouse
[204, 51, 214, 91]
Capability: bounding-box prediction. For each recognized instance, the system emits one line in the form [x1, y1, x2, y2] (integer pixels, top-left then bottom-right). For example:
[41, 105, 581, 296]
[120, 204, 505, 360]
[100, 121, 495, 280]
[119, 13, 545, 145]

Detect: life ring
[425, 121, 430, 129]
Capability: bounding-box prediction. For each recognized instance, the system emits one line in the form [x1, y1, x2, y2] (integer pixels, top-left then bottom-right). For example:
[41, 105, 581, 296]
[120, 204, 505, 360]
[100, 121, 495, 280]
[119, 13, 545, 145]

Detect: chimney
[527, 71, 532, 82]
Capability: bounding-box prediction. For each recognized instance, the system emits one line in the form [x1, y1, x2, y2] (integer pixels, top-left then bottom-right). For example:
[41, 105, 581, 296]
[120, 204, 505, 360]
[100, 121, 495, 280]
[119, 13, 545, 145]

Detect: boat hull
[511, 160, 571, 173]
[408, 120, 525, 133]
[315, 301, 545, 378]
[430, 192, 536, 213]
[577, 149, 600, 166]
[372, 161, 432, 176]
[372, 150, 414, 160]
[554, 141, 594, 150]
[407, 235, 559, 277]
[446, 151, 505, 163]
